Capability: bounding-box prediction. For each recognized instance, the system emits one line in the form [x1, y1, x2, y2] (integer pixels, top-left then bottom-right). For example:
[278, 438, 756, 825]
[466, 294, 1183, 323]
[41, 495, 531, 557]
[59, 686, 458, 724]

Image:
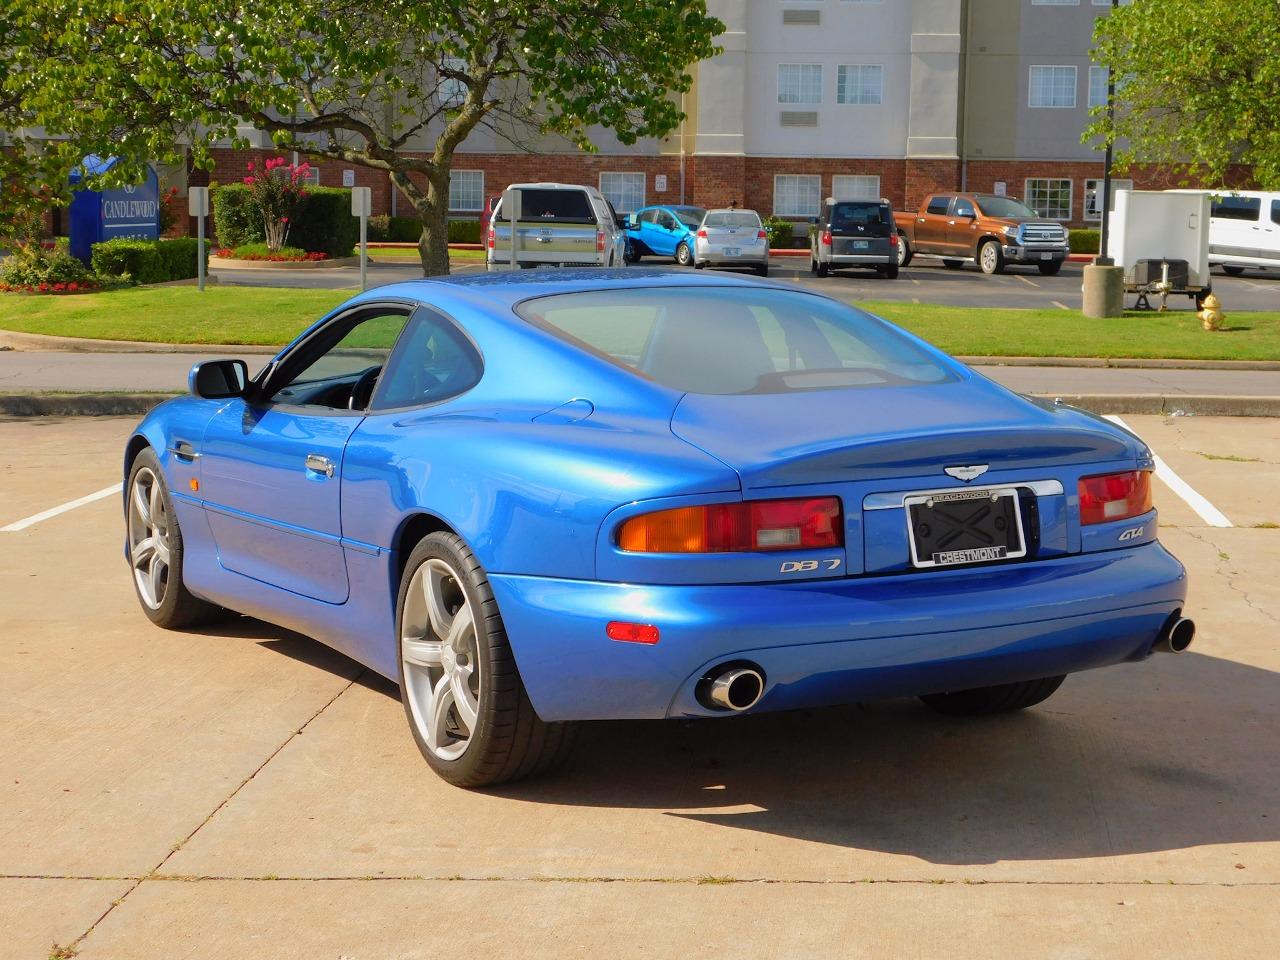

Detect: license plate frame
[1041, 252, 1053, 260]
[852, 240, 870, 250]
[723, 247, 740, 257]
[904, 486, 1027, 569]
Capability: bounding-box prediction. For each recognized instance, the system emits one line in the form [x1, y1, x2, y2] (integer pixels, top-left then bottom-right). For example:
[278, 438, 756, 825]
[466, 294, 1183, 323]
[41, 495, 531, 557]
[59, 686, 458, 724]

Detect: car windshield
[673, 207, 706, 228]
[517, 287, 954, 395]
[703, 212, 761, 229]
[975, 196, 1038, 218]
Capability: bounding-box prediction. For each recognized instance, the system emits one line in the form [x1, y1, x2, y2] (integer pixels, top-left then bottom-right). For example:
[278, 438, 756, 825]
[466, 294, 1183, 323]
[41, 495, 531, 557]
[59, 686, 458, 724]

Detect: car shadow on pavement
[489, 652, 1279, 866]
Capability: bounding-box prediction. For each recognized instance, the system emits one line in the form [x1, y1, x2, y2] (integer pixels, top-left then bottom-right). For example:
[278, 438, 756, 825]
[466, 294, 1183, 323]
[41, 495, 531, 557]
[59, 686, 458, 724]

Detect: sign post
[188, 187, 210, 292]
[502, 187, 522, 270]
[351, 186, 372, 290]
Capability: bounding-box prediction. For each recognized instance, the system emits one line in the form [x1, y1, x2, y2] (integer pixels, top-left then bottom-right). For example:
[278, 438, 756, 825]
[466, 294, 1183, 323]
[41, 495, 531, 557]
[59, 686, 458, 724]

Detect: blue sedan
[123, 272, 1192, 787]
[623, 204, 706, 265]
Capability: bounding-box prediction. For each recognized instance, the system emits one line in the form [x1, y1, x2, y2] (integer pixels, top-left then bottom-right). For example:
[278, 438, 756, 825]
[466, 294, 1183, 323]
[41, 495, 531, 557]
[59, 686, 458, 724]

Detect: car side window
[371, 307, 483, 411]
[926, 196, 951, 216]
[268, 308, 411, 410]
[1272, 199, 1280, 227]
[658, 211, 677, 230]
[952, 198, 975, 218]
[639, 209, 659, 225]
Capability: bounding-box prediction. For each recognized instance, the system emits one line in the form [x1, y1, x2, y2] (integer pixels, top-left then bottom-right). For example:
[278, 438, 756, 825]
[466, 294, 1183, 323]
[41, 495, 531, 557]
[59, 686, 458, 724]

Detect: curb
[962, 356, 1280, 371]
[3, 391, 1278, 419]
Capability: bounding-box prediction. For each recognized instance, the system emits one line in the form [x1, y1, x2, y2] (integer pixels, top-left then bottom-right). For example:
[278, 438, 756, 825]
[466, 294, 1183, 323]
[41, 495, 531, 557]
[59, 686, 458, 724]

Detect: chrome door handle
[305, 454, 335, 477]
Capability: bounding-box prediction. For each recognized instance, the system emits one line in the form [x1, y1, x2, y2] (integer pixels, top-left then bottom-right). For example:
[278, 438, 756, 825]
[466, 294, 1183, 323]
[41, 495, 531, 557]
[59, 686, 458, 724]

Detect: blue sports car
[123, 271, 1192, 787]
[623, 204, 706, 265]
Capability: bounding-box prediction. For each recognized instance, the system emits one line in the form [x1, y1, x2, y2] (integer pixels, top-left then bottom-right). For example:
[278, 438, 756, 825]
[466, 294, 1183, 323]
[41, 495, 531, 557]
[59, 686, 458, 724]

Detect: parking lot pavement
[3, 416, 1277, 957]
[211, 257, 1280, 312]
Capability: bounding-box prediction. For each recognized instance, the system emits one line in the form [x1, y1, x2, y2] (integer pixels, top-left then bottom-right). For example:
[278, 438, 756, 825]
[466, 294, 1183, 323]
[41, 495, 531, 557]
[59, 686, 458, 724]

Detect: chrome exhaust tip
[704, 665, 765, 712]
[1152, 616, 1195, 654]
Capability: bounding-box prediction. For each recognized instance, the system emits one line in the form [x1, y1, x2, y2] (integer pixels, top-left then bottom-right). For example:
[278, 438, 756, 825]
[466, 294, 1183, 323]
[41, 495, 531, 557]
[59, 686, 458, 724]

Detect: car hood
[669, 379, 1142, 490]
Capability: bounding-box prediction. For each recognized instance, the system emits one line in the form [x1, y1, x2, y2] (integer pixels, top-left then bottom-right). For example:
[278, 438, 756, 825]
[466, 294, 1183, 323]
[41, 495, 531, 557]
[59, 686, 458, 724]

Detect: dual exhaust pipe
[699, 663, 765, 712]
[1152, 614, 1196, 654]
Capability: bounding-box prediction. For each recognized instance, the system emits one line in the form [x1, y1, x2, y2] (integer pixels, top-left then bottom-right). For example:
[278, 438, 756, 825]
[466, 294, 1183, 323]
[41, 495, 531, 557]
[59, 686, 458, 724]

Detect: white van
[1170, 190, 1280, 276]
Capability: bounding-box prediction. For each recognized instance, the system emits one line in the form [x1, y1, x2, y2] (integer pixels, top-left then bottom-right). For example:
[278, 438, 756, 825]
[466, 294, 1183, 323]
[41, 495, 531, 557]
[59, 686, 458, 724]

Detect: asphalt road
[213, 257, 1280, 312]
[2, 414, 1277, 958]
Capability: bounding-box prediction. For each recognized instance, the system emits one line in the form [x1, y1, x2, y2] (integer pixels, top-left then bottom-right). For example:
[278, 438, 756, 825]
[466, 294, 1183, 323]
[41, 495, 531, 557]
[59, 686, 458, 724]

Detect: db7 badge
[780, 559, 842, 573]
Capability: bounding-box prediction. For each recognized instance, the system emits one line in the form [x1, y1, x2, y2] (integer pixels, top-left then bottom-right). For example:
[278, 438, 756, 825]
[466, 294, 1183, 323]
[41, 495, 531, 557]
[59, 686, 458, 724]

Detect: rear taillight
[1078, 471, 1152, 525]
[696, 228, 708, 239]
[487, 226, 495, 249]
[889, 233, 899, 247]
[820, 230, 832, 246]
[757, 230, 767, 240]
[617, 497, 843, 553]
[596, 231, 605, 252]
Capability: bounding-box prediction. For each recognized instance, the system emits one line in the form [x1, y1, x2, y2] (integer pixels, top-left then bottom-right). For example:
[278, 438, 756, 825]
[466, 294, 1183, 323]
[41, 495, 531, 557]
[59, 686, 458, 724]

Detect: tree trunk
[389, 167, 450, 277]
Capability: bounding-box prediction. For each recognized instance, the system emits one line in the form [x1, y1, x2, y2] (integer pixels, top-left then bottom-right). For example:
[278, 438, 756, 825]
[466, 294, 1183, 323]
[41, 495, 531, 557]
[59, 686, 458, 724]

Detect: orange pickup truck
[894, 192, 1070, 275]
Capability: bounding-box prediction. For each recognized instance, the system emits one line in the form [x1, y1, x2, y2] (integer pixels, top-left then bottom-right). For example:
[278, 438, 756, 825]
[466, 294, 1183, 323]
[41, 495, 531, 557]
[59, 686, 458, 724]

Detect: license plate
[904, 487, 1027, 569]
[853, 240, 869, 250]
[1041, 252, 1053, 260]
[723, 247, 740, 256]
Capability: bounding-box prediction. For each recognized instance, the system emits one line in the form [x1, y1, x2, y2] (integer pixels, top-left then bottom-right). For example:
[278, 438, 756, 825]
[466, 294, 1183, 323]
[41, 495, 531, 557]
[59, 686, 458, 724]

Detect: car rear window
[704, 212, 761, 229]
[517, 287, 954, 395]
[494, 189, 595, 223]
[674, 207, 707, 228]
[830, 202, 891, 234]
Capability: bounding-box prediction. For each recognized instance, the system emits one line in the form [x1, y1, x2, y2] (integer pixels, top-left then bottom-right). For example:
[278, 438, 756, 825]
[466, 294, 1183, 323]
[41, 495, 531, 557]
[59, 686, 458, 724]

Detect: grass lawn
[369, 247, 486, 261]
[2, 284, 1278, 358]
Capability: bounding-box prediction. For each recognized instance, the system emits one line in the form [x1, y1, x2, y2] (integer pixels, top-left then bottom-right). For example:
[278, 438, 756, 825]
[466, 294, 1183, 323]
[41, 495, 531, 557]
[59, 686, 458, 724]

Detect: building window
[832, 175, 881, 200]
[1025, 178, 1073, 220]
[1028, 65, 1077, 108]
[774, 175, 822, 217]
[449, 170, 484, 211]
[1083, 178, 1131, 220]
[439, 58, 467, 107]
[836, 65, 883, 105]
[777, 64, 823, 104]
[1088, 66, 1109, 109]
[599, 172, 646, 213]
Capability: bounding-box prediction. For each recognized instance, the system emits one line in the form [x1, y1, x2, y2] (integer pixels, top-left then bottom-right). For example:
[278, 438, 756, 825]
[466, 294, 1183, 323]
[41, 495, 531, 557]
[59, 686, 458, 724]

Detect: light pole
[1097, 0, 1118, 265]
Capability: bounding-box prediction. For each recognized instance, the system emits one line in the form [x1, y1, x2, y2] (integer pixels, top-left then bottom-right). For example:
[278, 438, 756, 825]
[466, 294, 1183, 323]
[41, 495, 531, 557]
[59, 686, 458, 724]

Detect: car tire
[942, 259, 965, 270]
[675, 242, 693, 267]
[396, 531, 577, 788]
[694, 261, 706, 269]
[810, 256, 818, 275]
[816, 260, 829, 278]
[1037, 261, 1063, 276]
[919, 675, 1066, 716]
[126, 447, 225, 630]
[623, 241, 641, 265]
[977, 240, 1005, 275]
[756, 263, 769, 277]
[1222, 265, 1245, 277]
[897, 234, 913, 267]
[884, 263, 900, 280]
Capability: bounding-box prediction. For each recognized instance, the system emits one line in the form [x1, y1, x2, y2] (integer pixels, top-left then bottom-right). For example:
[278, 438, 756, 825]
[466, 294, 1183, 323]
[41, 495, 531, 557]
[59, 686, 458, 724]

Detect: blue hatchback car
[124, 272, 1192, 787]
[623, 204, 707, 265]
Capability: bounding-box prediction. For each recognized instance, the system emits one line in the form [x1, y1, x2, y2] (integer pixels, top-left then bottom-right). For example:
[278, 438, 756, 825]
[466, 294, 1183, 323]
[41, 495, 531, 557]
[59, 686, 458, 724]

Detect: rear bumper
[1004, 244, 1069, 264]
[825, 252, 895, 266]
[490, 542, 1188, 722]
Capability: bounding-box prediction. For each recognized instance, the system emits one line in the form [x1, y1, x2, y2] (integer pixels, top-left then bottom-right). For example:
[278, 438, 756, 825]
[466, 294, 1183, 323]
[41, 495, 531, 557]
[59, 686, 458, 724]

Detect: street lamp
[1097, 0, 1119, 265]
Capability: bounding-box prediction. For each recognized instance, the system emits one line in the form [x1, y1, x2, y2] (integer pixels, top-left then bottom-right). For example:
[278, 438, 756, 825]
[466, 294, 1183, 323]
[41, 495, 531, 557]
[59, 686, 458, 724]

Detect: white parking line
[1103, 416, 1233, 528]
[1015, 275, 1040, 288]
[1, 483, 123, 532]
[1051, 300, 1070, 310]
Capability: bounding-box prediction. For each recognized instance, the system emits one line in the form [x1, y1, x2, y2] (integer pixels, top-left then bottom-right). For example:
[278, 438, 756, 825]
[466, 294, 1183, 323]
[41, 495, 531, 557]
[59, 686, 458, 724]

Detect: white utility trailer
[1106, 190, 1212, 310]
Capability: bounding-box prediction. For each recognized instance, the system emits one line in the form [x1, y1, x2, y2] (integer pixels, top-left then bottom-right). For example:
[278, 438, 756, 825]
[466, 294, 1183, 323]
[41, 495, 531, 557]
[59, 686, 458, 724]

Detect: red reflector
[606, 621, 660, 644]
[617, 497, 843, 553]
[487, 227, 495, 249]
[697, 228, 707, 239]
[1078, 470, 1153, 525]
[820, 230, 832, 246]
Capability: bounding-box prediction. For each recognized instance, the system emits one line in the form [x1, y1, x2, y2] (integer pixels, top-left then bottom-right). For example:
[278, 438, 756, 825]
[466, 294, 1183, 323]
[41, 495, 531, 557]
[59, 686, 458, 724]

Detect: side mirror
[189, 359, 248, 399]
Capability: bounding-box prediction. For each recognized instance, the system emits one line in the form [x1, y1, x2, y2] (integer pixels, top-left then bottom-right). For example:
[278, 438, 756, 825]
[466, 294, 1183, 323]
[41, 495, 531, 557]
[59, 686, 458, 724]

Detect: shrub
[218, 243, 327, 262]
[448, 219, 481, 244]
[762, 215, 802, 248]
[286, 187, 358, 257]
[91, 237, 208, 284]
[1069, 228, 1100, 254]
[0, 248, 95, 289]
[212, 183, 264, 248]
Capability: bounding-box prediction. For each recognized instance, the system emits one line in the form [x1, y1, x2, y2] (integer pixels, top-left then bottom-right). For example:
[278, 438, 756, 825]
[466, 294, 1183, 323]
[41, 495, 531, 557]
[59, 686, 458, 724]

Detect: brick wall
[740, 157, 908, 218]
[904, 159, 962, 211]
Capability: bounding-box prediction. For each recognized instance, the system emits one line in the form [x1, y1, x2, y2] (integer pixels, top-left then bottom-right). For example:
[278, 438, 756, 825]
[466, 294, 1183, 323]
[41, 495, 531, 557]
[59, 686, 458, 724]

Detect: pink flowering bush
[243, 156, 312, 252]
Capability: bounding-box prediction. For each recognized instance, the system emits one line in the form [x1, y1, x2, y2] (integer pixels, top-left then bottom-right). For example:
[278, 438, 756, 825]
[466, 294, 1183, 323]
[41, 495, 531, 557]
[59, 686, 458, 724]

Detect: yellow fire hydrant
[1198, 293, 1225, 331]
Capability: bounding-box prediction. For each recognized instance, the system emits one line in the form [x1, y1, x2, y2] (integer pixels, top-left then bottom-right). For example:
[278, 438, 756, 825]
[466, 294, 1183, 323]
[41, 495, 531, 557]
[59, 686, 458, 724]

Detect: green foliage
[448, 219, 481, 244]
[1087, 0, 1280, 188]
[3, 1, 724, 275]
[0, 247, 94, 288]
[368, 215, 479, 244]
[287, 187, 358, 257]
[225, 243, 309, 260]
[762, 216, 798, 249]
[212, 184, 265, 248]
[1069, 228, 1100, 254]
[91, 238, 207, 284]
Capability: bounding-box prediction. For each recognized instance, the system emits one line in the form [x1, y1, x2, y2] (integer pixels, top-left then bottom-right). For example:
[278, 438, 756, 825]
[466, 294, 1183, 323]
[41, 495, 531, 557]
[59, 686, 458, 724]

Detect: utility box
[1106, 190, 1211, 308]
[68, 156, 161, 264]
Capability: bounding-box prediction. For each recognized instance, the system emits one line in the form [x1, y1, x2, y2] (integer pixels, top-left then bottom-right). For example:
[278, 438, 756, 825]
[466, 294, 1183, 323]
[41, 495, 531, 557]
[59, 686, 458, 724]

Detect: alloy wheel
[401, 558, 482, 761]
[981, 243, 999, 273]
[128, 467, 171, 610]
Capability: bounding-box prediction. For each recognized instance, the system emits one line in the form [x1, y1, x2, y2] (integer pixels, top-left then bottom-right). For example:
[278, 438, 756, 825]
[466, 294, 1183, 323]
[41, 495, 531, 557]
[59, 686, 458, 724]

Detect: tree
[3, 1, 722, 274]
[1086, 0, 1280, 189]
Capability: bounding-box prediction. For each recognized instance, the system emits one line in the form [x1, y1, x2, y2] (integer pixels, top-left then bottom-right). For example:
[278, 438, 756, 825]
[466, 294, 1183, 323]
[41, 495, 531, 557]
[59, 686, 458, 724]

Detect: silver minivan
[487, 183, 627, 270]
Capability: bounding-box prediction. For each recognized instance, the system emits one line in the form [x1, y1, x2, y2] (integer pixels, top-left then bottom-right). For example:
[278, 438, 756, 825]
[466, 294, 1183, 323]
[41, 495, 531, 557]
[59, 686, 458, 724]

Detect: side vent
[782, 9, 821, 25]
[780, 111, 819, 127]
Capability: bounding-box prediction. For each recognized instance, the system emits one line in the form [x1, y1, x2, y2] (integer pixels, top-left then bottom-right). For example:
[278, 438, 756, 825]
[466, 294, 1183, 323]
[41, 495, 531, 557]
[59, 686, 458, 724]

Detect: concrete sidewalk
[2, 348, 1279, 401]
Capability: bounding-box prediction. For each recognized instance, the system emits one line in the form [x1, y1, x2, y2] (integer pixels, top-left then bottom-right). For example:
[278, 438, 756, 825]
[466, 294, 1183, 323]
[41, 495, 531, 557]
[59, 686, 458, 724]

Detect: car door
[946, 197, 980, 257]
[915, 195, 952, 252]
[652, 209, 682, 256]
[197, 303, 412, 603]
